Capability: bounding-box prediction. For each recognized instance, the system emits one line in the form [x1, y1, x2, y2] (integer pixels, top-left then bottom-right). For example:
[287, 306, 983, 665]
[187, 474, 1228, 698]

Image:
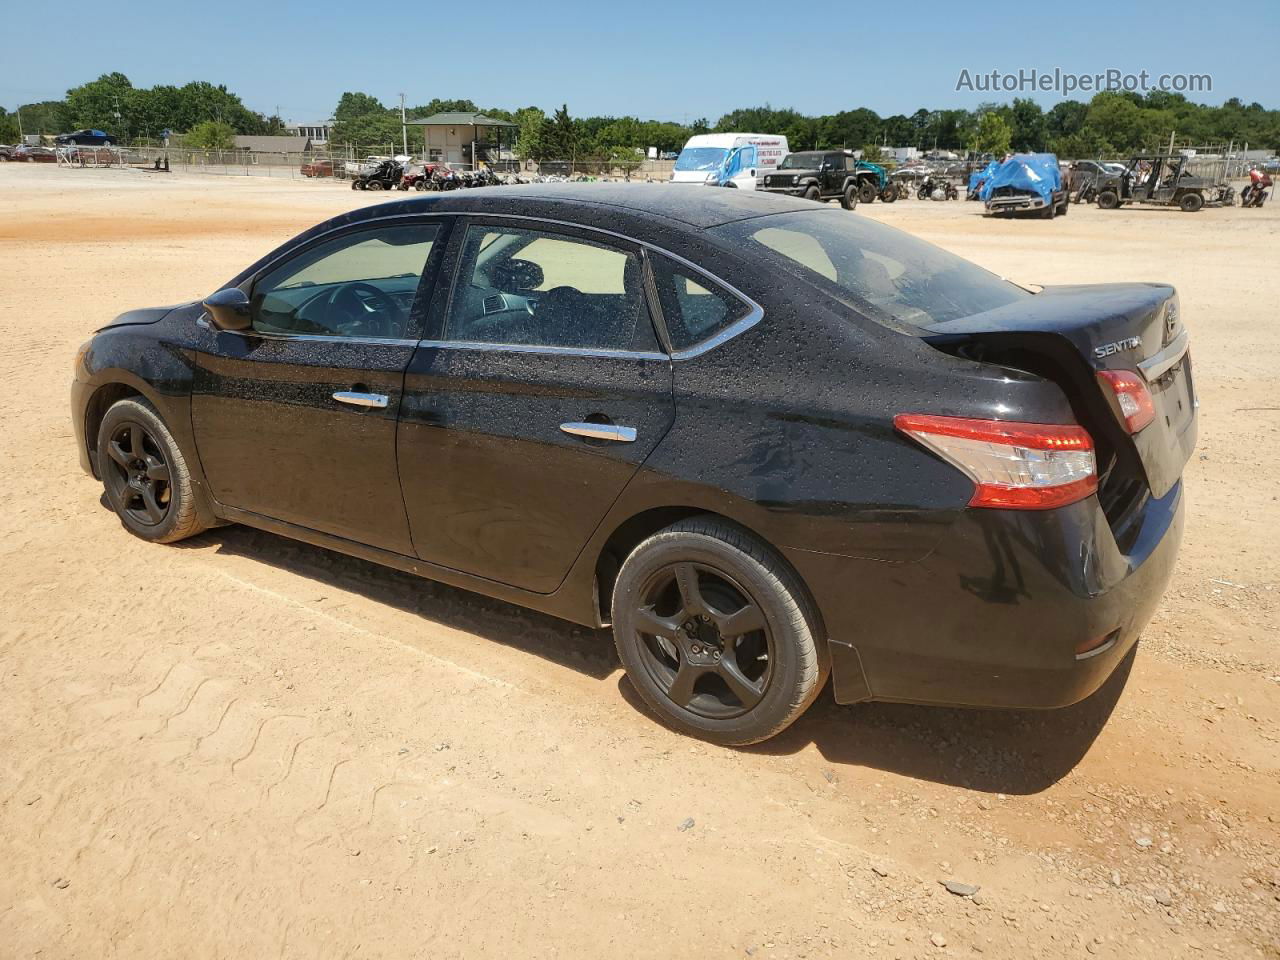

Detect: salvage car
[983, 153, 1070, 218]
[71, 186, 1196, 745]
[1095, 154, 1233, 212]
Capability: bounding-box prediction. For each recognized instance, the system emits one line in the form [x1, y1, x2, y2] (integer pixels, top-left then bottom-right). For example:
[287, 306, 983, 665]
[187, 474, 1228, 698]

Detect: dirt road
[1, 165, 1277, 959]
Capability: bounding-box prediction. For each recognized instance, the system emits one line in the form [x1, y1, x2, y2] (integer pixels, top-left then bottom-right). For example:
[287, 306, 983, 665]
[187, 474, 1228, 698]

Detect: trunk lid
[922, 283, 1196, 506]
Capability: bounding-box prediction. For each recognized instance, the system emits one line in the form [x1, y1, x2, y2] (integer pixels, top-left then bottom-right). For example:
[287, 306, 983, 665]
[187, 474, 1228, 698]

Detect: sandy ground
[1, 164, 1277, 960]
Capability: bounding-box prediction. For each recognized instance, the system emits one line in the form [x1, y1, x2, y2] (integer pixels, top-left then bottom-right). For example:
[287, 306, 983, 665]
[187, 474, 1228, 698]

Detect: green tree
[821, 108, 882, 149]
[513, 106, 548, 160]
[1046, 100, 1088, 141]
[971, 112, 1012, 155]
[335, 92, 386, 121]
[331, 112, 402, 150]
[861, 143, 884, 163]
[543, 104, 579, 164]
[1008, 98, 1046, 151]
[185, 120, 236, 150]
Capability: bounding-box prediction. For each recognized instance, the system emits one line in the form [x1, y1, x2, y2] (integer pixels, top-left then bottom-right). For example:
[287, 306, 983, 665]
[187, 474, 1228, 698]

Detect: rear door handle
[560, 421, 637, 443]
[333, 391, 389, 409]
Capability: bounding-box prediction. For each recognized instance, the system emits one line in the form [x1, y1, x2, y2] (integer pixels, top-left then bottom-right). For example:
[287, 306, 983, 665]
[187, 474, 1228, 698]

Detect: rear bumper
[785, 483, 1185, 709]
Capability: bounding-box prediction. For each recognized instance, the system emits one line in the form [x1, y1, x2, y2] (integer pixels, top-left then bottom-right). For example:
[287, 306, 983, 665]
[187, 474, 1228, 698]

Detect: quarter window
[444, 225, 655, 351]
[251, 224, 438, 339]
[651, 256, 752, 352]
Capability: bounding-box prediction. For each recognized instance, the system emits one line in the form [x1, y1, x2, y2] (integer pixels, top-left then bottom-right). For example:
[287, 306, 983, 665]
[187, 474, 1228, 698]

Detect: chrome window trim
[234, 210, 765, 360]
[418, 339, 667, 362]
[1137, 328, 1190, 382]
[197, 315, 421, 349]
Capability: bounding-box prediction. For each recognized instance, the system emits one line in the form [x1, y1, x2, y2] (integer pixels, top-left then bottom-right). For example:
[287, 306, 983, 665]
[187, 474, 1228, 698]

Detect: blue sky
[4, 0, 1275, 122]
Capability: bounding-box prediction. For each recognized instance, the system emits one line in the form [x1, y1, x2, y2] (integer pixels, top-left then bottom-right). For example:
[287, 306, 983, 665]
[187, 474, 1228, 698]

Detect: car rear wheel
[857, 181, 877, 204]
[612, 517, 828, 746]
[1097, 190, 1120, 209]
[1179, 192, 1204, 212]
[840, 184, 858, 210]
[879, 186, 897, 203]
[98, 397, 208, 544]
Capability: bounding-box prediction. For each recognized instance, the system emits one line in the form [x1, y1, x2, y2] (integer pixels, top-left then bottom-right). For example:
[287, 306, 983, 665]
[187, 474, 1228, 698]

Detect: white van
[670, 133, 790, 190]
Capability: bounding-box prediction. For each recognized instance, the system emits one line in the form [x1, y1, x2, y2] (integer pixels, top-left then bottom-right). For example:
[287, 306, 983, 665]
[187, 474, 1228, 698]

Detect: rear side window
[708, 209, 1029, 329]
[651, 256, 752, 352]
[445, 225, 655, 352]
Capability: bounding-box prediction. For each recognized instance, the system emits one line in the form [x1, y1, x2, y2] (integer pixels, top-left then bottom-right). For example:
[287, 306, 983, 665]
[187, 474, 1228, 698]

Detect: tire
[1043, 201, 1056, 219]
[879, 186, 896, 203]
[1097, 190, 1120, 210]
[917, 186, 929, 200]
[1058, 197, 1068, 216]
[612, 517, 828, 746]
[802, 185, 820, 202]
[351, 181, 361, 190]
[1179, 192, 1204, 212]
[840, 184, 858, 210]
[97, 397, 208, 544]
[857, 180, 877, 204]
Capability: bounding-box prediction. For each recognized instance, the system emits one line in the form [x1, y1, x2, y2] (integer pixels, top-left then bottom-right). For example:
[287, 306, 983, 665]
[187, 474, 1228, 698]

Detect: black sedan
[56, 128, 116, 146]
[71, 186, 1196, 745]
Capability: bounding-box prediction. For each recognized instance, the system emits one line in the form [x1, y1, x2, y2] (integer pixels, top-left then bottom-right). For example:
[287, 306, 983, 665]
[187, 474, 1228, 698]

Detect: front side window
[708, 209, 1029, 329]
[652, 256, 752, 352]
[252, 224, 438, 339]
[444, 225, 654, 351]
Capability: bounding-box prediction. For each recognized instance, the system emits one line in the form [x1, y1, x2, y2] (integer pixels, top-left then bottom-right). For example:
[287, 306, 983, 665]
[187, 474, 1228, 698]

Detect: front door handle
[560, 421, 637, 443]
[333, 391, 389, 409]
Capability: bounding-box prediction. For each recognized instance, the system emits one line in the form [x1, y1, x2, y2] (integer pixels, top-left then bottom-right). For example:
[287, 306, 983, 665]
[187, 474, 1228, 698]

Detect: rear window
[708, 209, 1029, 328]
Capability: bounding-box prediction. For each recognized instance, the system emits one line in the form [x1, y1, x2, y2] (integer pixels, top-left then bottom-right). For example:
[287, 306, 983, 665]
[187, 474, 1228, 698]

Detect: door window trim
[431, 215, 664, 358]
[207, 211, 763, 359]
[201, 216, 452, 346]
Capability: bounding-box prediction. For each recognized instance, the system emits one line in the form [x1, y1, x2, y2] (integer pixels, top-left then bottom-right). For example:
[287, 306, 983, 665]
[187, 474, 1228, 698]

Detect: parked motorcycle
[1241, 168, 1273, 207]
[916, 176, 958, 200]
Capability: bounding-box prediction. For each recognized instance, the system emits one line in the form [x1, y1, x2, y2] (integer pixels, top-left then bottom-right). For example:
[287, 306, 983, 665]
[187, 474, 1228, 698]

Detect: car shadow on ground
[734, 650, 1135, 795]
[162, 516, 1129, 796]
[178, 522, 619, 682]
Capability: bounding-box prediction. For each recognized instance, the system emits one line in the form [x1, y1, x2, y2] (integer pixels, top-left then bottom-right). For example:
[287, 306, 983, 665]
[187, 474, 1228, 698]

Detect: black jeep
[760, 150, 864, 209]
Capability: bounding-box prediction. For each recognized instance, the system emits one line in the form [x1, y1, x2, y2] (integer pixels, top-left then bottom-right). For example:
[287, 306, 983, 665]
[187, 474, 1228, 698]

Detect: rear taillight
[894, 414, 1098, 510]
[1097, 370, 1155, 433]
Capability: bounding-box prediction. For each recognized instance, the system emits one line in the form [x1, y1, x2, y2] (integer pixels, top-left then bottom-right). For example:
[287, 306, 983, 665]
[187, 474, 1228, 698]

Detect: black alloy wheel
[104, 420, 172, 527]
[97, 397, 208, 544]
[632, 562, 773, 720]
[612, 517, 827, 745]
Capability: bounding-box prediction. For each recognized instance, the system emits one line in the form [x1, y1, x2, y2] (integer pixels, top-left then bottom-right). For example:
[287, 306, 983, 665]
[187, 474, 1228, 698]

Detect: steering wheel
[329, 281, 399, 337]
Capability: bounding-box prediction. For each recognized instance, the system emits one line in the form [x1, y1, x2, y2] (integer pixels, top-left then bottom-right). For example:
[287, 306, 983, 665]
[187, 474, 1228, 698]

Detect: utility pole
[399, 93, 408, 157]
[15, 104, 23, 142]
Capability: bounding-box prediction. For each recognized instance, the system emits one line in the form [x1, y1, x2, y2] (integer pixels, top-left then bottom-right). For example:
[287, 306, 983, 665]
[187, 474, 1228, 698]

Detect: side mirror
[203, 288, 252, 332]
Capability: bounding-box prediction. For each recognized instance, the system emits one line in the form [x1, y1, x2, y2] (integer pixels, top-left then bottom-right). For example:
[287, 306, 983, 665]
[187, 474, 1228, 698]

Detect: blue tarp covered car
[981, 153, 1068, 217]
[968, 160, 999, 198]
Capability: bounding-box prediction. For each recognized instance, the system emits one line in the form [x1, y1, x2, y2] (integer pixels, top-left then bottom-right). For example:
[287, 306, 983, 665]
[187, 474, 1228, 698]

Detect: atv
[1095, 155, 1233, 212]
[351, 159, 404, 191]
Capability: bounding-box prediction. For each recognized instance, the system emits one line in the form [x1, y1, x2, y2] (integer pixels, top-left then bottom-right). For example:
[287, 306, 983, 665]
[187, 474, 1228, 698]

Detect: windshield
[674, 147, 728, 172]
[709, 210, 1029, 328]
[778, 153, 826, 170]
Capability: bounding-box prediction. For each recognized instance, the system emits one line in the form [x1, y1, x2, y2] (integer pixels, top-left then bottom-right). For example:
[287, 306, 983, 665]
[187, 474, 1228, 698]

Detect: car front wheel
[98, 397, 207, 544]
[612, 517, 828, 746]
